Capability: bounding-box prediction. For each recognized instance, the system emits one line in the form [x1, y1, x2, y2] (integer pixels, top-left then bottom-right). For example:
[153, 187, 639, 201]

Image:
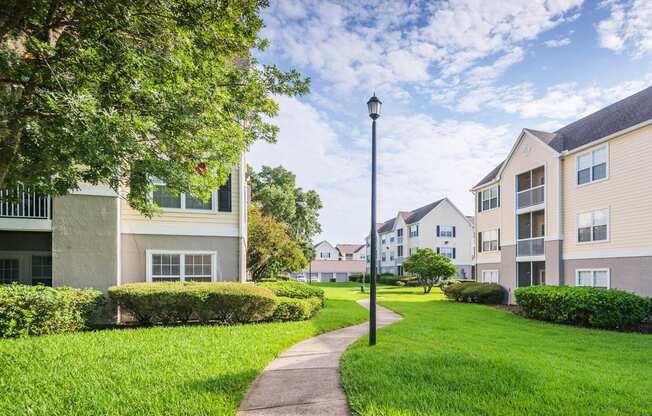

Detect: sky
[247, 0, 652, 245]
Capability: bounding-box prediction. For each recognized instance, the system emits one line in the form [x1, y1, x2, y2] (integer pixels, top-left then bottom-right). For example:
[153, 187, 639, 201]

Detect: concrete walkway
[237, 299, 403, 416]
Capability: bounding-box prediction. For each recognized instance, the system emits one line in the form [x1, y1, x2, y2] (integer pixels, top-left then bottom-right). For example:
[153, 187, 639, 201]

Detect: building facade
[0, 161, 247, 290]
[366, 198, 474, 278]
[293, 241, 365, 282]
[473, 86, 652, 302]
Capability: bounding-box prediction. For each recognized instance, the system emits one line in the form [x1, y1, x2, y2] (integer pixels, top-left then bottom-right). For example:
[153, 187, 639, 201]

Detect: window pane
[577, 168, 591, 185]
[593, 209, 608, 226]
[593, 225, 608, 241]
[578, 227, 592, 242]
[594, 271, 609, 288]
[31, 255, 52, 278]
[153, 185, 181, 208]
[592, 163, 606, 181]
[593, 147, 607, 165]
[186, 194, 212, 210]
[0, 259, 19, 283]
[578, 212, 593, 228]
[577, 271, 592, 286]
[578, 154, 592, 170]
[152, 254, 180, 277]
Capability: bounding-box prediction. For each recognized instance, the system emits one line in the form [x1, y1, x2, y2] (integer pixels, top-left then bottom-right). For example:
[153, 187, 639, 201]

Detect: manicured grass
[341, 285, 652, 416]
[0, 284, 367, 416]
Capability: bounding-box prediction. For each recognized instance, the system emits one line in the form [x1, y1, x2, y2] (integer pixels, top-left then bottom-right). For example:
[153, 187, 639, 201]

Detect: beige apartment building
[0, 161, 247, 290]
[366, 198, 475, 278]
[473, 86, 652, 302]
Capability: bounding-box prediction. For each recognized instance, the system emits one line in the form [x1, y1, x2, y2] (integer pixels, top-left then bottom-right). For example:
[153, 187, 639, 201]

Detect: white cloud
[544, 37, 571, 47]
[597, 0, 652, 56]
[249, 96, 514, 243]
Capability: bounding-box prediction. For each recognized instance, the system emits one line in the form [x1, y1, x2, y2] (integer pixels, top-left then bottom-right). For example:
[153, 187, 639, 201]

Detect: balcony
[517, 237, 544, 256]
[0, 187, 52, 231]
[397, 236, 403, 244]
[517, 185, 544, 209]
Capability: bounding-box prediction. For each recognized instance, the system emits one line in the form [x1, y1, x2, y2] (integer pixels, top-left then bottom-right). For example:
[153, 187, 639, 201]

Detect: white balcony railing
[517, 185, 544, 209]
[0, 187, 51, 219]
[517, 237, 544, 257]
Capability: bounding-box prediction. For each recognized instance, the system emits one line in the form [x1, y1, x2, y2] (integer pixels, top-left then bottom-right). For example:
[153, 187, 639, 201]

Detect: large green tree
[0, 0, 308, 214]
[403, 248, 458, 294]
[249, 165, 322, 259]
[247, 206, 307, 281]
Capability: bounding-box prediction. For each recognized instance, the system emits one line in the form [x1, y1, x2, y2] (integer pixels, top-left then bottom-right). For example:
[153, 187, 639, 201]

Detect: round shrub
[515, 285, 651, 329]
[259, 281, 324, 303]
[108, 282, 277, 325]
[272, 297, 322, 321]
[443, 282, 505, 304]
[378, 275, 401, 285]
[0, 284, 104, 338]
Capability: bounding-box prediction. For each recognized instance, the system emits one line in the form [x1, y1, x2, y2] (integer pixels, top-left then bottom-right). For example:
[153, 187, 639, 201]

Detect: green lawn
[341, 285, 652, 416]
[0, 283, 367, 416]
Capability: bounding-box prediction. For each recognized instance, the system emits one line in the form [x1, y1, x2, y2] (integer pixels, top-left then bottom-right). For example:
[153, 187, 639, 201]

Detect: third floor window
[577, 146, 607, 186]
[479, 186, 499, 212]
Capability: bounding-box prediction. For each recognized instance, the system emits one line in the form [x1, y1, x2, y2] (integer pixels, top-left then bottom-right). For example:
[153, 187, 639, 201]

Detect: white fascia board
[121, 222, 238, 237]
[0, 218, 52, 231]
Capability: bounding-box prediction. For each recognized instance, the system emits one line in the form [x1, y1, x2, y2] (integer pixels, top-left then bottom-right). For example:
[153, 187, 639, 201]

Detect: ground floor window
[147, 251, 217, 282]
[517, 261, 545, 287]
[0, 258, 19, 284]
[576, 269, 610, 289]
[31, 255, 52, 285]
[481, 270, 499, 283]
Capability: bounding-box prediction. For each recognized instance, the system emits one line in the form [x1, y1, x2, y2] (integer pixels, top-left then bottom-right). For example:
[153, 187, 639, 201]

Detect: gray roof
[473, 85, 652, 189]
[403, 199, 445, 224]
[377, 218, 395, 234]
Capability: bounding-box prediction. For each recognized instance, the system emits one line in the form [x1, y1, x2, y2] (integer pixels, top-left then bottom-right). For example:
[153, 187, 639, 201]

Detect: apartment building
[473, 86, 652, 302]
[366, 198, 474, 278]
[0, 162, 247, 290]
[294, 240, 365, 282]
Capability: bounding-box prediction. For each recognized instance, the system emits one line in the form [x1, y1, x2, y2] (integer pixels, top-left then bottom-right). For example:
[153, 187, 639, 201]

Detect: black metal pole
[369, 117, 378, 346]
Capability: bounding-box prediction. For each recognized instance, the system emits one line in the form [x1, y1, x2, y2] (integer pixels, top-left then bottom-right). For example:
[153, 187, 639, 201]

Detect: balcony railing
[517, 185, 544, 209]
[0, 187, 51, 219]
[517, 237, 544, 257]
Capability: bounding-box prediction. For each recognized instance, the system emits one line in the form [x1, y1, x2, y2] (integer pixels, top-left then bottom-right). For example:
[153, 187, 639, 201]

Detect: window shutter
[477, 192, 482, 212]
[218, 174, 232, 212]
[453, 226, 456, 237]
[453, 248, 456, 258]
[478, 232, 482, 253]
[436, 226, 440, 237]
[498, 228, 501, 250]
[436, 247, 440, 254]
[497, 185, 501, 207]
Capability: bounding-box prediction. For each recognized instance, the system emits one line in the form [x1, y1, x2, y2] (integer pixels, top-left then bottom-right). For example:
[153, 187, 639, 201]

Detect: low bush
[259, 281, 325, 303]
[272, 297, 322, 321]
[0, 284, 104, 338]
[108, 283, 277, 325]
[378, 274, 401, 285]
[515, 285, 652, 329]
[349, 273, 364, 282]
[443, 281, 505, 304]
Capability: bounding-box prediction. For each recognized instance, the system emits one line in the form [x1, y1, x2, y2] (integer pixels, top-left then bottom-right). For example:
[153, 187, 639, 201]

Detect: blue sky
[248, 0, 652, 245]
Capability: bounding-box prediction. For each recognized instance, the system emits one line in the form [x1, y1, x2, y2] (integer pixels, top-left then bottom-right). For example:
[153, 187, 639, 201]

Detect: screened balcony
[0, 187, 51, 219]
[517, 166, 545, 209]
[517, 210, 544, 257]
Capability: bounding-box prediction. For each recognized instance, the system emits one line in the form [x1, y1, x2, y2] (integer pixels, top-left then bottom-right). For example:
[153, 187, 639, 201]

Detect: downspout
[238, 153, 247, 283]
[557, 155, 564, 285]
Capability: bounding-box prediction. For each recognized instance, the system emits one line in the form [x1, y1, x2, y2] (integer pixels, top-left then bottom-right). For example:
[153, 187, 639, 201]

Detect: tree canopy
[0, 0, 308, 214]
[403, 248, 458, 293]
[247, 206, 307, 281]
[249, 165, 322, 259]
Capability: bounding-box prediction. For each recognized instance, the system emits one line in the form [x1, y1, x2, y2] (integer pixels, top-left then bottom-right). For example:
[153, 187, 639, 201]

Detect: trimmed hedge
[0, 284, 104, 338]
[515, 285, 652, 329]
[108, 282, 277, 325]
[443, 282, 506, 304]
[378, 274, 401, 285]
[272, 297, 322, 321]
[260, 281, 325, 303]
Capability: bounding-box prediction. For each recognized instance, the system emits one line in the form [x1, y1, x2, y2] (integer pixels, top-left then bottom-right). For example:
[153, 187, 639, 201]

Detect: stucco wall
[121, 234, 239, 283]
[52, 195, 119, 291]
[545, 240, 562, 286]
[563, 257, 652, 297]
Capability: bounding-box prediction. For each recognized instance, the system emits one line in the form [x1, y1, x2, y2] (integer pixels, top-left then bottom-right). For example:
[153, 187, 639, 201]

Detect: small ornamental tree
[402, 248, 457, 294]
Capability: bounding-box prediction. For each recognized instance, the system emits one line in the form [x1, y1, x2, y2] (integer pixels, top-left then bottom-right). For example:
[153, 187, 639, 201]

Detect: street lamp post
[367, 93, 381, 346]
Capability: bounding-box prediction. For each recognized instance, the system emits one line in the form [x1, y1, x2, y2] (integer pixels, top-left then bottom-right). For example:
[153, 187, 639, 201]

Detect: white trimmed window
[577, 146, 607, 185]
[147, 251, 217, 282]
[481, 270, 499, 283]
[409, 224, 419, 237]
[409, 247, 418, 255]
[577, 209, 608, 243]
[438, 225, 454, 237]
[438, 247, 455, 259]
[480, 230, 499, 252]
[576, 269, 610, 289]
[152, 181, 214, 211]
[479, 186, 499, 212]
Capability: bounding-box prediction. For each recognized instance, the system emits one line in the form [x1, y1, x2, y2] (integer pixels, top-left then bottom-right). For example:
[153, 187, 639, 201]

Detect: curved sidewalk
[237, 299, 403, 416]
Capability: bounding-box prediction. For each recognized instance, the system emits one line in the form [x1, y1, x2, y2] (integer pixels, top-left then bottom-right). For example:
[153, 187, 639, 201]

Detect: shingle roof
[473, 161, 504, 188]
[403, 199, 445, 224]
[377, 218, 395, 234]
[336, 244, 364, 255]
[473, 86, 652, 189]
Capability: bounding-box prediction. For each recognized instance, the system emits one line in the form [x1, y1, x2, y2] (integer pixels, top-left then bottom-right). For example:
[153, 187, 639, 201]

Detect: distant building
[293, 240, 365, 282]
